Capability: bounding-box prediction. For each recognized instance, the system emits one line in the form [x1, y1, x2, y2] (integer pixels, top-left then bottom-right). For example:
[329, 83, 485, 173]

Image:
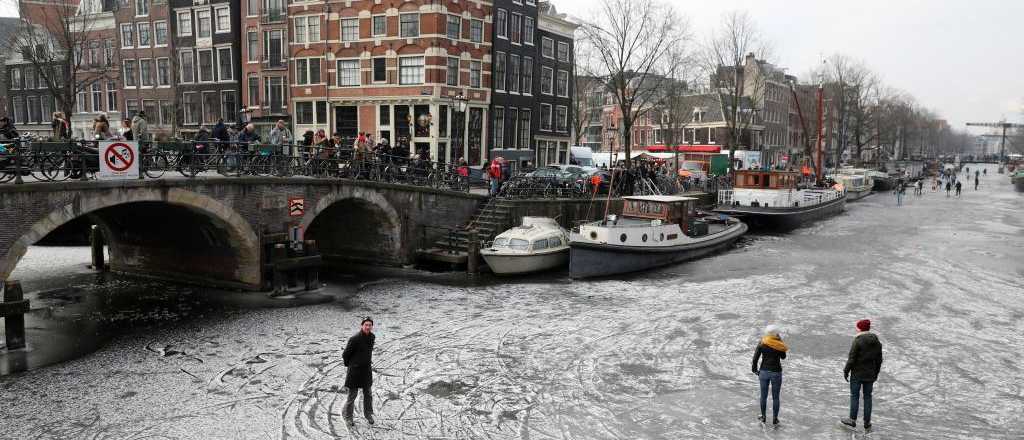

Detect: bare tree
[9, 0, 118, 120]
[813, 54, 882, 163]
[702, 11, 771, 173]
[579, 0, 691, 169]
[570, 41, 600, 147]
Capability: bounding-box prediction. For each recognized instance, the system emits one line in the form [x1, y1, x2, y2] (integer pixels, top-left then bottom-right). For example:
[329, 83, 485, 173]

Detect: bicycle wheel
[145, 152, 169, 178]
[39, 153, 68, 181]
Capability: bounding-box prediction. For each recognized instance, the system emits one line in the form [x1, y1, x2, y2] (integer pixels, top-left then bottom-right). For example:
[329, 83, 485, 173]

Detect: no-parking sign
[98, 141, 139, 180]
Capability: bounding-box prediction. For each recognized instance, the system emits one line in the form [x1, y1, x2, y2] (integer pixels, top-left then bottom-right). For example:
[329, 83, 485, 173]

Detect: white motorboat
[830, 168, 874, 201]
[481, 217, 569, 275]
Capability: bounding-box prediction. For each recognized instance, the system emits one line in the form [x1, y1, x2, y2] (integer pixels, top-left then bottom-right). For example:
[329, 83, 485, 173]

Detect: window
[556, 105, 568, 132]
[137, 23, 151, 47]
[540, 103, 552, 131]
[446, 15, 460, 39]
[446, 57, 459, 86]
[295, 58, 321, 85]
[123, 59, 138, 86]
[107, 81, 117, 110]
[399, 56, 424, 85]
[341, 18, 358, 42]
[125, 99, 140, 120]
[154, 21, 168, 46]
[215, 7, 230, 33]
[542, 37, 554, 58]
[159, 100, 172, 125]
[496, 9, 507, 39]
[221, 91, 236, 123]
[197, 49, 214, 82]
[557, 42, 569, 62]
[510, 13, 521, 44]
[202, 91, 218, 124]
[337, 59, 359, 86]
[438, 105, 447, 136]
[24, 68, 36, 89]
[292, 16, 319, 43]
[400, 13, 419, 37]
[373, 15, 386, 36]
[520, 109, 531, 149]
[91, 84, 102, 112]
[217, 47, 233, 81]
[522, 57, 533, 95]
[104, 40, 114, 66]
[470, 19, 482, 43]
[379, 105, 390, 125]
[120, 23, 134, 47]
[177, 11, 192, 37]
[41, 96, 53, 120]
[11, 97, 23, 123]
[180, 51, 195, 83]
[135, 0, 148, 16]
[139, 58, 153, 86]
[492, 107, 504, 149]
[247, 31, 258, 62]
[247, 73, 259, 106]
[508, 108, 518, 147]
[247, 0, 257, 16]
[196, 10, 211, 38]
[557, 70, 568, 97]
[509, 54, 520, 93]
[296, 102, 315, 124]
[10, 68, 21, 89]
[541, 66, 553, 95]
[470, 61, 481, 88]
[143, 100, 158, 124]
[27, 96, 40, 122]
[494, 52, 506, 91]
[265, 76, 285, 112]
[524, 17, 534, 45]
[264, 30, 285, 68]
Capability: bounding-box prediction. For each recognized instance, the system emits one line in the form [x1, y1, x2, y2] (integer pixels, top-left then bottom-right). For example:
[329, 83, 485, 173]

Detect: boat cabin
[734, 170, 799, 190]
[621, 195, 697, 226]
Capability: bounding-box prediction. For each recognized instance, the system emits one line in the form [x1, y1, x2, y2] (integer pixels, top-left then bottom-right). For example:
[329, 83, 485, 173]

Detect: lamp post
[605, 124, 618, 168]
[448, 94, 468, 164]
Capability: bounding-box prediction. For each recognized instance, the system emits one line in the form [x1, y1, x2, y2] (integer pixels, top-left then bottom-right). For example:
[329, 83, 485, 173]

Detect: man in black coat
[342, 317, 376, 426]
[841, 319, 883, 430]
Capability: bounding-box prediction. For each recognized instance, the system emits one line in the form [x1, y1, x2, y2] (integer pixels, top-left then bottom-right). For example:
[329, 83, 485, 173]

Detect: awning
[645, 145, 722, 153]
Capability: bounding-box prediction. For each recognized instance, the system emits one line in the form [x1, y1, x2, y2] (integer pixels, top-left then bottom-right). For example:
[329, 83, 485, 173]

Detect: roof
[622, 195, 697, 203]
[0, 17, 23, 54]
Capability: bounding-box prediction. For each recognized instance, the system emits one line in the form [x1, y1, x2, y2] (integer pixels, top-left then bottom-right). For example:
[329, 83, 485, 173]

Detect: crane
[965, 121, 1024, 171]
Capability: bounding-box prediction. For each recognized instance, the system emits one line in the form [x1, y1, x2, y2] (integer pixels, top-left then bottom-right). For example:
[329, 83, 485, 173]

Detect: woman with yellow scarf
[752, 324, 789, 426]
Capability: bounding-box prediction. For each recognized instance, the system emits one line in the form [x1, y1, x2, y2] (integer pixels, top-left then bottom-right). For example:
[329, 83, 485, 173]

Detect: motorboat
[830, 168, 874, 201]
[1011, 169, 1024, 192]
[866, 170, 895, 191]
[569, 195, 747, 279]
[481, 217, 569, 275]
[714, 169, 846, 231]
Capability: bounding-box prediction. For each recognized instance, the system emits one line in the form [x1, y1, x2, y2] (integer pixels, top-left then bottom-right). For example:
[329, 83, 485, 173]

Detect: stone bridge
[0, 178, 484, 290]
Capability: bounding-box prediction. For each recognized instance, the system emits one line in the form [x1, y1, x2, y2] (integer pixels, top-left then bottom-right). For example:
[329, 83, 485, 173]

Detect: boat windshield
[493, 237, 509, 247]
[508, 239, 529, 251]
[533, 239, 549, 250]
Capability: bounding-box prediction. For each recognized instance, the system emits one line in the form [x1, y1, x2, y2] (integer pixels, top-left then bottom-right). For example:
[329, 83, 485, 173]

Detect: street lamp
[448, 94, 468, 164]
[605, 124, 618, 168]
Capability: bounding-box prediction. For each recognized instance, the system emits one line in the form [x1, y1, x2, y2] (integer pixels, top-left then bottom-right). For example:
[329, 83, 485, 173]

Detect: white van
[569, 146, 594, 167]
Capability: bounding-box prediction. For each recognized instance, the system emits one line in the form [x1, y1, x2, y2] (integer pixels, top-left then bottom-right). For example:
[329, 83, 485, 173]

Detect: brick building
[118, 0, 176, 135]
[240, 0, 290, 134]
[70, 0, 120, 138]
[171, 0, 242, 135]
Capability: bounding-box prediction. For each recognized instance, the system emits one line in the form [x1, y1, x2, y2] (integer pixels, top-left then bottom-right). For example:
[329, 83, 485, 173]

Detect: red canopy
[645, 145, 722, 153]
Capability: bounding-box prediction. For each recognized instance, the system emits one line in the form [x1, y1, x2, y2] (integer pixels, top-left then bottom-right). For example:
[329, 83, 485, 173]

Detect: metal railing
[0, 138, 470, 192]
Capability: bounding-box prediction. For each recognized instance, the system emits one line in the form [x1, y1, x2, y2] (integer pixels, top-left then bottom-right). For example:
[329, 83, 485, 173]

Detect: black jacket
[212, 122, 230, 143]
[752, 344, 787, 373]
[844, 332, 883, 382]
[343, 331, 375, 388]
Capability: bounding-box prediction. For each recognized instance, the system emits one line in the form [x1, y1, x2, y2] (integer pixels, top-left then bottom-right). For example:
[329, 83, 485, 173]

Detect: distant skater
[915, 180, 923, 196]
[343, 317, 376, 426]
[945, 180, 952, 197]
[841, 319, 883, 431]
[955, 181, 962, 197]
[752, 325, 788, 426]
[974, 175, 979, 191]
[895, 182, 904, 206]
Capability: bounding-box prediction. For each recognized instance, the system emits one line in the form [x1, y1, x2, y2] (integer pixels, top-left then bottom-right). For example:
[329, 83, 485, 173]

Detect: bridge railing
[0, 139, 471, 192]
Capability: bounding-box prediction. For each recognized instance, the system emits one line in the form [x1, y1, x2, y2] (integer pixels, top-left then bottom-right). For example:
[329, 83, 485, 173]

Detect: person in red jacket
[488, 159, 502, 196]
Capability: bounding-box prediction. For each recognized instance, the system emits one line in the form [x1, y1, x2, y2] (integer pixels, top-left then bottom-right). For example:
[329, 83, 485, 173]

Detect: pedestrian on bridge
[841, 319, 883, 431]
[270, 120, 293, 156]
[132, 111, 149, 144]
[752, 324, 788, 426]
[343, 317, 376, 426]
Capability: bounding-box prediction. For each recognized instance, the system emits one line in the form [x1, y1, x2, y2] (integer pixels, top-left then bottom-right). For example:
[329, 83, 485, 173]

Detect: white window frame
[154, 20, 168, 47]
[179, 50, 195, 83]
[522, 57, 533, 95]
[217, 46, 233, 82]
[372, 15, 386, 37]
[247, 30, 258, 63]
[556, 105, 568, 133]
[156, 57, 170, 86]
[137, 22, 152, 47]
[557, 41, 569, 63]
[496, 9, 507, 39]
[182, 92, 199, 124]
[120, 23, 134, 48]
[372, 57, 387, 83]
[177, 11, 192, 37]
[295, 57, 322, 85]
[524, 17, 535, 46]
[139, 58, 153, 87]
[494, 52, 506, 92]
[557, 70, 569, 97]
[540, 103, 552, 131]
[446, 57, 459, 86]
[341, 17, 358, 42]
[470, 60, 481, 88]
[542, 37, 554, 59]
[123, 59, 138, 87]
[215, 6, 231, 34]
[336, 58, 360, 87]
[399, 13, 419, 38]
[135, 0, 148, 17]
[541, 66, 553, 95]
[470, 19, 483, 43]
[510, 13, 522, 45]
[196, 48, 214, 83]
[196, 9, 212, 39]
[89, 85, 102, 112]
[446, 15, 460, 40]
[398, 56, 424, 85]
[106, 81, 117, 110]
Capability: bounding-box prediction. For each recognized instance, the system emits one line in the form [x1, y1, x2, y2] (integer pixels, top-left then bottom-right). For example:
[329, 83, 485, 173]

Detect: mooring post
[303, 240, 319, 291]
[89, 225, 106, 271]
[467, 229, 480, 276]
[2, 280, 28, 350]
[271, 244, 288, 295]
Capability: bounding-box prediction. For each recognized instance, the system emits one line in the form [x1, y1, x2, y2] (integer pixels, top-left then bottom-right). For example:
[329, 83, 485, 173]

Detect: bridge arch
[0, 188, 260, 289]
[301, 188, 404, 265]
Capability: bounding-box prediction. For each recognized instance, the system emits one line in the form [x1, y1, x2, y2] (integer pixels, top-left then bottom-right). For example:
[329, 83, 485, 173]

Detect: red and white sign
[288, 197, 305, 217]
[98, 141, 139, 180]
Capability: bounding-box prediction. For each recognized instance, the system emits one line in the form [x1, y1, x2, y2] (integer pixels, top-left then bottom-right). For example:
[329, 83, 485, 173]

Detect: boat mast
[816, 81, 825, 186]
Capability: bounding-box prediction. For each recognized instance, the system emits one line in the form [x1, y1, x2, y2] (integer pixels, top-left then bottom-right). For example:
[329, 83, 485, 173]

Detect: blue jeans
[490, 179, 499, 196]
[758, 370, 782, 419]
[850, 378, 874, 425]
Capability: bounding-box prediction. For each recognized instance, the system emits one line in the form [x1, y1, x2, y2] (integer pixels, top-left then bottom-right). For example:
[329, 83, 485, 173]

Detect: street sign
[289, 225, 303, 251]
[288, 197, 305, 217]
[98, 141, 139, 180]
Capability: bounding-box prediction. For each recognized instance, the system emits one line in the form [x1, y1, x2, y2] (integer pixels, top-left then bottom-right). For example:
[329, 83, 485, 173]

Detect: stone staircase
[416, 198, 516, 265]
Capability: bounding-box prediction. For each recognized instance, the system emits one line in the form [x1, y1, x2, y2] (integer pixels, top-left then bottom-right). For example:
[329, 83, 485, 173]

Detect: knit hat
[856, 319, 871, 332]
[764, 324, 781, 337]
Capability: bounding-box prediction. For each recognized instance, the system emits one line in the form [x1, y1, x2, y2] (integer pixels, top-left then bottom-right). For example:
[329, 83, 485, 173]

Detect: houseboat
[714, 169, 846, 231]
[831, 169, 874, 201]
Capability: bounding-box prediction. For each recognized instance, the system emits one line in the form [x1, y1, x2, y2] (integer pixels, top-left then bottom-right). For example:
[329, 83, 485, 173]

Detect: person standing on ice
[752, 324, 788, 426]
[342, 317, 376, 426]
[841, 319, 883, 431]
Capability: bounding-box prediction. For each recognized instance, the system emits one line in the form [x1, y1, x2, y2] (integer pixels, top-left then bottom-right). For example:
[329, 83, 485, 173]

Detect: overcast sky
[2, 0, 1021, 132]
[556, 0, 1024, 132]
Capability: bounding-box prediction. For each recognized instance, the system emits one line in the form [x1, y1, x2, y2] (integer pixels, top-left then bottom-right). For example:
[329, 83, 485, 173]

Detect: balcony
[261, 9, 286, 24]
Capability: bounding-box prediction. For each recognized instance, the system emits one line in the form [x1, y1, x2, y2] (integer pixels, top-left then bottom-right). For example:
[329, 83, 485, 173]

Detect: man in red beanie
[841, 319, 883, 430]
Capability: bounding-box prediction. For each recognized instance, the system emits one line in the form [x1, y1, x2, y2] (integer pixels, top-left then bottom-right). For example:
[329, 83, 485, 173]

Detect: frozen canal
[2, 165, 1022, 439]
